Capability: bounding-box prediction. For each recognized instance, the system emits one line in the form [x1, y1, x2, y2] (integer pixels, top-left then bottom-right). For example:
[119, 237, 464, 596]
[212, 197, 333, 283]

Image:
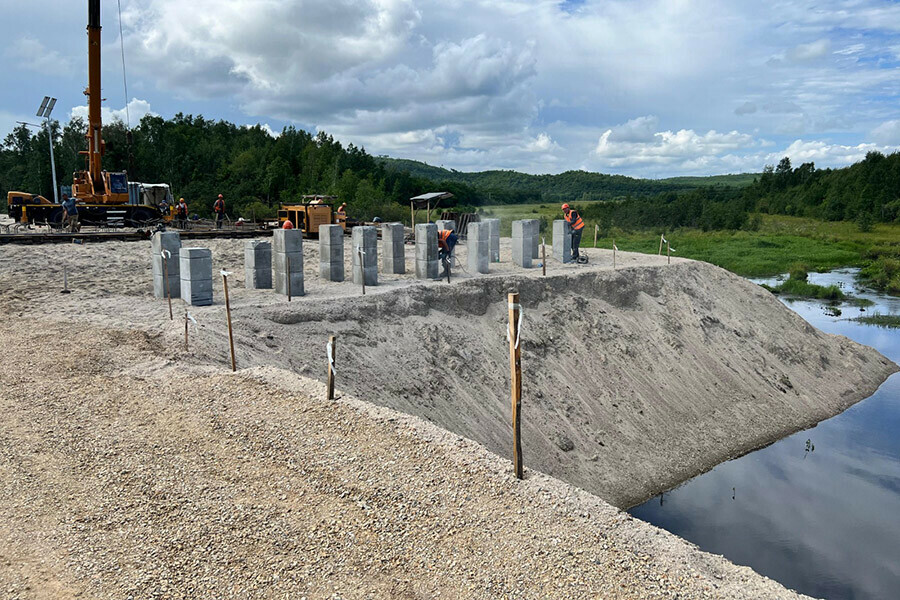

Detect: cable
[117, 0, 131, 128]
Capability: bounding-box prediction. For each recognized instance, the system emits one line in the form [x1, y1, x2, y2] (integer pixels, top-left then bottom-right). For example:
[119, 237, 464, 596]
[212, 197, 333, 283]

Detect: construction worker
[561, 203, 585, 262]
[437, 228, 458, 278]
[176, 197, 188, 229]
[282, 219, 294, 229]
[61, 193, 79, 233]
[213, 193, 226, 229]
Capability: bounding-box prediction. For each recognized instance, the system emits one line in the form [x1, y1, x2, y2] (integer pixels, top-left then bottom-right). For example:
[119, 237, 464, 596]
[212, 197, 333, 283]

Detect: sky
[3, 0, 900, 178]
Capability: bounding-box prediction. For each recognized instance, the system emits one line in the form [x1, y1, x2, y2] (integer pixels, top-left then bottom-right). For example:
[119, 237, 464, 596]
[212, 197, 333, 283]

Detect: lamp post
[36, 96, 59, 204]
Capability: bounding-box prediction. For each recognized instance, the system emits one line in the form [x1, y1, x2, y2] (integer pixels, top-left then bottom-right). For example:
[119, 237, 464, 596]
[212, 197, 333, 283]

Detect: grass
[476, 207, 900, 281]
[851, 314, 900, 328]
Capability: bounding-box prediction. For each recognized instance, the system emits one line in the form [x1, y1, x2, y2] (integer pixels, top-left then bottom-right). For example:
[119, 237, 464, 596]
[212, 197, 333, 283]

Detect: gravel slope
[0, 319, 808, 599]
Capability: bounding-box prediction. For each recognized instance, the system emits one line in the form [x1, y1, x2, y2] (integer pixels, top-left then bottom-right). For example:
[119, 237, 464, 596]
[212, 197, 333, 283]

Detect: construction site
[2, 1, 899, 599]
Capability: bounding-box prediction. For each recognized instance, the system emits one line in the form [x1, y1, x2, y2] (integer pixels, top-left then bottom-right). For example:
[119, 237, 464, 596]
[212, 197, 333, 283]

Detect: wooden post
[162, 251, 173, 320]
[541, 237, 546, 277]
[410, 201, 415, 228]
[327, 335, 336, 400]
[508, 292, 523, 480]
[222, 271, 236, 372]
[358, 247, 366, 295]
[61, 266, 71, 294]
[667, 241, 671, 265]
[613, 240, 617, 270]
[594, 224, 598, 248]
[658, 234, 664, 255]
[184, 310, 189, 350]
[427, 200, 431, 223]
[286, 254, 292, 302]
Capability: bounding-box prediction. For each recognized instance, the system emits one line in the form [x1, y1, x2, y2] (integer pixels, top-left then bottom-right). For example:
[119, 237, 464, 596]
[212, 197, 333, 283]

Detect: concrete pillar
[511, 220, 533, 268]
[484, 218, 500, 262]
[523, 219, 540, 259]
[273, 229, 305, 297]
[553, 219, 573, 263]
[151, 231, 181, 299]
[381, 222, 406, 275]
[467, 221, 489, 274]
[351, 226, 378, 286]
[415, 223, 439, 279]
[318, 224, 344, 282]
[435, 219, 456, 233]
[179, 247, 213, 306]
[244, 240, 272, 289]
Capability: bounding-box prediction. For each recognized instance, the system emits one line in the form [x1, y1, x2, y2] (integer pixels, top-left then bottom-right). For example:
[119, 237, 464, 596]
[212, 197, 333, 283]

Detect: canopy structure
[409, 192, 454, 226]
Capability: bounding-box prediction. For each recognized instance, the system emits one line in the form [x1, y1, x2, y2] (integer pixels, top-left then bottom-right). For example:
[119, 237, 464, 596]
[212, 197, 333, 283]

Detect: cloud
[871, 120, 900, 145]
[787, 38, 831, 62]
[770, 139, 898, 165]
[70, 98, 155, 126]
[735, 102, 758, 116]
[5, 37, 73, 76]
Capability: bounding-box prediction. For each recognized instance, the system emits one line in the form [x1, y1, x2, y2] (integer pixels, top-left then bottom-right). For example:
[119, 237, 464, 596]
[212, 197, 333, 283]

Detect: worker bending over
[437, 228, 458, 278]
[562, 203, 585, 262]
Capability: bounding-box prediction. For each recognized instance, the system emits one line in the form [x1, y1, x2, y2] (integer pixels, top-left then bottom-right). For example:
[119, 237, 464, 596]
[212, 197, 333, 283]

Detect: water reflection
[630, 269, 900, 600]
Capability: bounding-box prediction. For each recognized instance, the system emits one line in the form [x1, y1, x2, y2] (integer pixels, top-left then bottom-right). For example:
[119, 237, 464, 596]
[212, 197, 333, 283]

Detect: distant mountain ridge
[377, 156, 759, 202]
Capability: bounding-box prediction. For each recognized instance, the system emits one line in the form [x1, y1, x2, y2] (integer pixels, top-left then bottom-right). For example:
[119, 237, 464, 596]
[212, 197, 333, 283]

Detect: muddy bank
[199, 260, 896, 508]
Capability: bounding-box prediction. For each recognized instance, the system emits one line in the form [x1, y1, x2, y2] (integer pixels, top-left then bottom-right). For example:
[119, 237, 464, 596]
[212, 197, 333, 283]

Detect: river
[629, 268, 900, 600]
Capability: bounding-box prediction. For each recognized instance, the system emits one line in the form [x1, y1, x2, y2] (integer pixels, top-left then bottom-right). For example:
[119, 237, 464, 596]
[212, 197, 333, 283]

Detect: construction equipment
[277, 195, 346, 236]
[7, 0, 161, 229]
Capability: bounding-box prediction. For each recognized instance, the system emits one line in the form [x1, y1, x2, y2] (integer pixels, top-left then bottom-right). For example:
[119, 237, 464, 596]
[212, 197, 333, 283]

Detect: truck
[7, 0, 161, 229]
[277, 195, 347, 236]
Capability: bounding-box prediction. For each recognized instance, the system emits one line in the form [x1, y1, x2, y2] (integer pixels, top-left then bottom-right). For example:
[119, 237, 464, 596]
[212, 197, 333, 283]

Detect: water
[630, 268, 900, 600]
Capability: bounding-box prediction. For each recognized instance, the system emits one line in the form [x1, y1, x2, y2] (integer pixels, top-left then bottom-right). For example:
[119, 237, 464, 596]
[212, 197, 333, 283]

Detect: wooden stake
[541, 237, 546, 276]
[327, 335, 336, 400]
[613, 239, 617, 270]
[427, 200, 431, 223]
[658, 234, 664, 255]
[286, 254, 292, 302]
[508, 292, 523, 480]
[594, 223, 599, 248]
[222, 272, 236, 372]
[162, 252, 173, 320]
[184, 310, 189, 350]
[667, 241, 671, 265]
[410, 201, 415, 228]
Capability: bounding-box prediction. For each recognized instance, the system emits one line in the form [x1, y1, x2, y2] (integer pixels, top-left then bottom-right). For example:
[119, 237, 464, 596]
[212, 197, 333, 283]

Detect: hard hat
[561, 203, 570, 210]
[179, 197, 185, 202]
[218, 194, 223, 198]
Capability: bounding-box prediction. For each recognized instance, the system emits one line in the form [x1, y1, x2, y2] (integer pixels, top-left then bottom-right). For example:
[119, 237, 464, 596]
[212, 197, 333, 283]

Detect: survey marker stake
[508, 292, 524, 480]
[161, 250, 173, 320]
[222, 270, 236, 372]
[326, 335, 337, 400]
[61, 265, 71, 294]
[542, 237, 547, 277]
[358, 247, 366, 295]
[286, 254, 292, 302]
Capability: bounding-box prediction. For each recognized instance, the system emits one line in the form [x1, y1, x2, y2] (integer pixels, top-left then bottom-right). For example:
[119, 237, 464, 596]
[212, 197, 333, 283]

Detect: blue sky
[4, 0, 900, 177]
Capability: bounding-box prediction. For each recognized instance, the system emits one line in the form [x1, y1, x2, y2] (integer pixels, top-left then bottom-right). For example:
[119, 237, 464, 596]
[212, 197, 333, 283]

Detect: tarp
[410, 191, 453, 209]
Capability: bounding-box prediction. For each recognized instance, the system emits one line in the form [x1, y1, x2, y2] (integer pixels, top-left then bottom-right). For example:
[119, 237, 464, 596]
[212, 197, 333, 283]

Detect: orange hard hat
[218, 194, 223, 198]
[561, 203, 570, 210]
[282, 220, 294, 229]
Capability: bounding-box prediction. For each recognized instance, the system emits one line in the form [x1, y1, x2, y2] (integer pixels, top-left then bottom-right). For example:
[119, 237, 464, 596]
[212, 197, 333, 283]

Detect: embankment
[196, 259, 897, 508]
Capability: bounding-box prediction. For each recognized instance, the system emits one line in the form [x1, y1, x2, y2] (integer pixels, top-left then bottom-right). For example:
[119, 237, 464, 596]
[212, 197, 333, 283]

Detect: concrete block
[382, 223, 406, 275]
[151, 231, 181, 255]
[179, 247, 213, 282]
[352, 265, 378, 286]
[273, 251, 304, 275]
[319, 261, 345, 281]
[319, 244, 344, 265]
[415, 224, 438, 267]
[351, 226, 378, 268]
[436, 219, 456, 233]
[416, 258, 439, 279]
[151, 254, 180, 278]
[511, 235, 532, 268]
[553, 219, 573, 263]
[180, 277, 213, 306]
[244, 240, 271, 268]
[524, 219, 540, 259]
[319, 227, 344, 282]
[153, 273, 181, 299]
[273, 228, 303, 254]
[512, 220, 528, 239]
[484, 218, 500, 262]
[274, 270, 305, 297]
[245, 268, 272, 290]
[319, 224, 344, 246]
[467, 222, 490, 274]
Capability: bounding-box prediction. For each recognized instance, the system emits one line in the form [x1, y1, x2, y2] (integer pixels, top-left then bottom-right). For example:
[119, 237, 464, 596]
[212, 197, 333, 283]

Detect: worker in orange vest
[562, 203, 585, 262]
[213, 194, 226, 229]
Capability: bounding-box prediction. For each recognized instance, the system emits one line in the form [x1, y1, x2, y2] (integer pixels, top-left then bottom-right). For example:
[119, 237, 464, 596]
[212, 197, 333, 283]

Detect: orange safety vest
[214, 199, 225, 213]
[565, 209, 584, 230]
[438, 229, 452, 249]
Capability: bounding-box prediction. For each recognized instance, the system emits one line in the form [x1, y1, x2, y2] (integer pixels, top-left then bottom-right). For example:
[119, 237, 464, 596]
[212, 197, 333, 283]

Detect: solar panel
[37, 96, 50, 117]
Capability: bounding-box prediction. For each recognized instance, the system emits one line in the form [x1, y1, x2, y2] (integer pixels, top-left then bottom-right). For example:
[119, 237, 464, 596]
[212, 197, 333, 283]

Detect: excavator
[6, 0, 161, 228]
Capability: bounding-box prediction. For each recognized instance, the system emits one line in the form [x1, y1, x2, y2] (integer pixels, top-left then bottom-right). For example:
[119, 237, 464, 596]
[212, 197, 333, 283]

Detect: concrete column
[318, 224, 344, 282]
[484, 218, 500, 262]
[553, 219, 573, 263]
[511, 220, 533, 268]
[382, 222, 406, 275]
[524, 219, 540, 259]
[151, 231, 181, 299]
[415, 223, 439, 279]
[467, 221, 489, 274]
[435, 219, 456, 233]
[273, 229, 305, 296]
[351, 226, 378, 286]
[179, 247, 213, 306]
[244, 240, 272, 289]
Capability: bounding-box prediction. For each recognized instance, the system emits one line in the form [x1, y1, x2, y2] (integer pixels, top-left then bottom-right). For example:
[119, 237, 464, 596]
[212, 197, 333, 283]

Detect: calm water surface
[630, 269, 900, 600]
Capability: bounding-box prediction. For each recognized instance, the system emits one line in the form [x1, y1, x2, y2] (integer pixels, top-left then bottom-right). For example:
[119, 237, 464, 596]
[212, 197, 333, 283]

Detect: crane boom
[86, 0, 104, 194]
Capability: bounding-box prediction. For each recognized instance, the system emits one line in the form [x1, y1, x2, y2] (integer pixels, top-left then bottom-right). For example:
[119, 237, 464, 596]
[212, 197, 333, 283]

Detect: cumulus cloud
[871, 120, 900, 145]
[71, 98, 155, 126]
[770, 139, 898, 165]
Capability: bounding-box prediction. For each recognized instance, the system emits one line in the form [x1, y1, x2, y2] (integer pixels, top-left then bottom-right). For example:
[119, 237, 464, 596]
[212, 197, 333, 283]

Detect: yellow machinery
[8, 0, 160, 227]
[277, 195, 346, 236]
